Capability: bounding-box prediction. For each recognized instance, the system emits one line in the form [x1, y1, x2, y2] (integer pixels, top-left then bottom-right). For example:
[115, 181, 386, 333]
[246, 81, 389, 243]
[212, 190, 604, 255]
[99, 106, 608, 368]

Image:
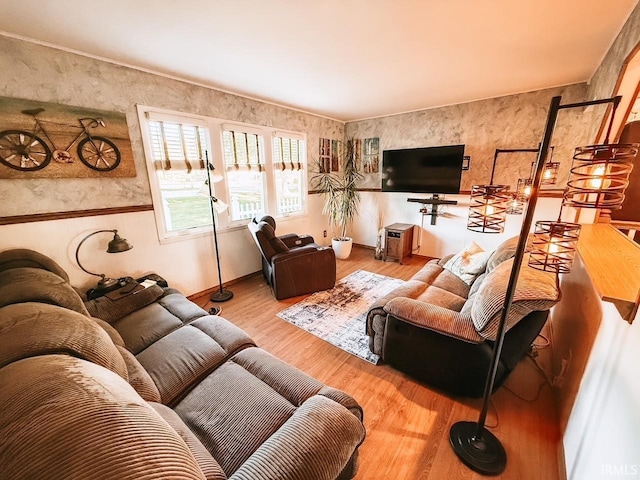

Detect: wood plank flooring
[192, 246, 561, 480]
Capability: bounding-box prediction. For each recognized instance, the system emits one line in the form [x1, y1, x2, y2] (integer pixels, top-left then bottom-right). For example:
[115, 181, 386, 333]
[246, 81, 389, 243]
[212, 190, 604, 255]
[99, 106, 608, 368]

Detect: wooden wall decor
[0, 96, 135, 179]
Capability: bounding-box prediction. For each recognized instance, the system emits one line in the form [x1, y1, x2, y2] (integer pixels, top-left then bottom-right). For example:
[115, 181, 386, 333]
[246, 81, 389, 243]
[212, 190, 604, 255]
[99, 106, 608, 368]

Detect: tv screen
[381, 145, 465, 194]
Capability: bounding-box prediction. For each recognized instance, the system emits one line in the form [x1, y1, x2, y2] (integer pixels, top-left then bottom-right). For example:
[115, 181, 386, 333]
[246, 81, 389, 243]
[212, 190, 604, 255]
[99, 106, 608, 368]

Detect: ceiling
[1, 0, 638, 122]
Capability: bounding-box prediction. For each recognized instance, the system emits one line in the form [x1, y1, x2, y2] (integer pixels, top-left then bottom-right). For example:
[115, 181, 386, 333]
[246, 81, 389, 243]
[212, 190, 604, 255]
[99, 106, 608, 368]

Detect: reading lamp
[75, 229, 133, 291]
[452, 94, 636, 475]
[202, 152, 233, 303]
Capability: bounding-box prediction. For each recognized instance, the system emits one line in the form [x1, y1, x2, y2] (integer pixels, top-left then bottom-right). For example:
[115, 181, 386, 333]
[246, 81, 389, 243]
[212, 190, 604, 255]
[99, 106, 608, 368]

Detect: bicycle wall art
[0, 96, 135, 179]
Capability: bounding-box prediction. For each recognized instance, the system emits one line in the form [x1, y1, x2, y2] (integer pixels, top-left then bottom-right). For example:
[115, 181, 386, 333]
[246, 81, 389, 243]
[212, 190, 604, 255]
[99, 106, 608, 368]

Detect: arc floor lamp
[452, 94, 636, 475]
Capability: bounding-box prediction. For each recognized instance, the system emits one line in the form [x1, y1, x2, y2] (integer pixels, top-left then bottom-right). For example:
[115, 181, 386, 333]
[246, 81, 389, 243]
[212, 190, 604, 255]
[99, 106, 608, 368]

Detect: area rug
[276, 269, 404, 364]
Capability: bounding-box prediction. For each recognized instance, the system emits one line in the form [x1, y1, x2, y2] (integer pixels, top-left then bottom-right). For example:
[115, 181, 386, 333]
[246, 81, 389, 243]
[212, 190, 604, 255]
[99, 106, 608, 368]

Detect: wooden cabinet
[383, 223, 414, 264]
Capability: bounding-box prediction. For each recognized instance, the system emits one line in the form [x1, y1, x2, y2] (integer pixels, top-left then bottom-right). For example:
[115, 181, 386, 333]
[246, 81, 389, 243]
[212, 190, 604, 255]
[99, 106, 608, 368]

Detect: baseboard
[187, 270, 262, 301]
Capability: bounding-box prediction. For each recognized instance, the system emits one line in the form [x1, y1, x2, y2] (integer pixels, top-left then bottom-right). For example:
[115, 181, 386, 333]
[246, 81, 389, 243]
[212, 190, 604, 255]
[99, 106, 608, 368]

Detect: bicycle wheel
[78, 136, 121, 171]
[0, 130, 51, 171]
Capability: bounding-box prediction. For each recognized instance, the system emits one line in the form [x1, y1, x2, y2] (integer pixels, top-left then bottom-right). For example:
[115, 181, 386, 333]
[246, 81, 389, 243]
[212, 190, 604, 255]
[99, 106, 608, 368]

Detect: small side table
[383, 223, 414, 264]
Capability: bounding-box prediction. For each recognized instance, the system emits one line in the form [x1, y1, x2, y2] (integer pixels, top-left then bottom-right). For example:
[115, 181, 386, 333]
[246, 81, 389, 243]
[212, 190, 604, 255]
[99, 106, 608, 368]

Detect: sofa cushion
[174, 347, 363, 477]
[430, 268, 472, 298]
[0, 355, 207, 480]
[135, 316, 255, 405]
[0, 302, 128, 380]
[442, 242, 490, 285]
[486, 236, 520, 273]
[0, 267, 88, 315]
[471, 255, 560, 340]
[151, 403, 227, 480]
[117, 345, 162, 403]
[0, 247, 70, 281]
[410, 262, 445, 285]
[415, 286, 466, 311]
[92, 316, 126, 346]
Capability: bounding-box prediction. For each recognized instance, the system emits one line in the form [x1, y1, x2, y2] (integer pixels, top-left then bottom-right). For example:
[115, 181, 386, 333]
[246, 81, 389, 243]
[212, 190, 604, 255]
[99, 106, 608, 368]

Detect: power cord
[485, 398, 499, 429]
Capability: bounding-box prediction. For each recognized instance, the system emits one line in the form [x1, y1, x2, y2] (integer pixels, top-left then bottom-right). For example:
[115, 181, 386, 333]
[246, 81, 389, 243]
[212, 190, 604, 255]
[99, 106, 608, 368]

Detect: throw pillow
[443, 242, 490, 285]
[471, 255, 560, 340]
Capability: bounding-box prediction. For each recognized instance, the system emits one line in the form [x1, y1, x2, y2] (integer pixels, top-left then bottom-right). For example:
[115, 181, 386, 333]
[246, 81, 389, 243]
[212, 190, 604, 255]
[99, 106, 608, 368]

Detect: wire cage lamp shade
[563, 144, 637, 209]
[467, 185, 509, 233]
[541, 161, 560, 184]
[516, 177, 533, 199]
[528, 221, 582, 273]
[505, 193, 524, 215]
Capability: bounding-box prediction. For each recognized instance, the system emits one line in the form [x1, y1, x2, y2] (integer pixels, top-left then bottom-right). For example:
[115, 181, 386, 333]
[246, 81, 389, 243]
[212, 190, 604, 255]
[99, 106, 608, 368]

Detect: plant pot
[332, 237, 353, 260]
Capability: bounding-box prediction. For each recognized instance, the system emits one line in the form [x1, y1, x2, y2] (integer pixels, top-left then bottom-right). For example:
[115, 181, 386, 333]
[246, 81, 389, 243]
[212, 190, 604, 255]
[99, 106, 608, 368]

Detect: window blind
[148, 120, 208, 172]
[273, 135, 304, 170]
[222, 130, 264, 171]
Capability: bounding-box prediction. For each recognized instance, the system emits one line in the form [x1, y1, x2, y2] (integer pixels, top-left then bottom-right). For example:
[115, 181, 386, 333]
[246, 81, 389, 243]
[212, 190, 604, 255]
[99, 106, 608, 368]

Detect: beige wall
[346, 83, 594, 191]
[0, 35, 342, 294]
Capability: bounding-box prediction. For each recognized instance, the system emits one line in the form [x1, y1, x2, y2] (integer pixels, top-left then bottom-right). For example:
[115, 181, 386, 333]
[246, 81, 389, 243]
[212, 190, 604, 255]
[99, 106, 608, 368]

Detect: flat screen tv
[381, 144, 465, 194]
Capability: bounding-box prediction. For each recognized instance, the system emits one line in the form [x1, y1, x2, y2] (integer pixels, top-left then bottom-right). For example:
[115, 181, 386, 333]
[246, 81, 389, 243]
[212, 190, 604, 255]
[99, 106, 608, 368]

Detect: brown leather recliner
[248, 215, 336, 300]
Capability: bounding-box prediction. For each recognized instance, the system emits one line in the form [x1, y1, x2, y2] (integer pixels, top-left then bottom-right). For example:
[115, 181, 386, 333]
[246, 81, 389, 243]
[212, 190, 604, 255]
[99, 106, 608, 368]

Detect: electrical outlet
[323, 230, 327, 238]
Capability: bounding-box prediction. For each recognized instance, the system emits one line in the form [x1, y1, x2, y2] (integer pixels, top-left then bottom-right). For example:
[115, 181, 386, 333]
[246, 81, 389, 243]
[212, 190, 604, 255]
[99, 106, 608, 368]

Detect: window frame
[137, 105, 308, 243]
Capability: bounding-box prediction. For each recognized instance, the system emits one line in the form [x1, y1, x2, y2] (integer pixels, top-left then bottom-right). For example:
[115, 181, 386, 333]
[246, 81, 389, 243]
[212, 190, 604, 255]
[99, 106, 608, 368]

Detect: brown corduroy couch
[0, 248, 365, 480]
[366, 236, 561, 398]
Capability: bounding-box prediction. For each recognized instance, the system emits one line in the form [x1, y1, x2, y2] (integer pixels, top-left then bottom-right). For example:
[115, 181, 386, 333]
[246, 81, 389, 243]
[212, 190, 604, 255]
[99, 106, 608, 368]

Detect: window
[138, 106, 307, 241]
[146, 116, 212, 237]
[273, 135, 305, 216]
[222, 128, 267, 222]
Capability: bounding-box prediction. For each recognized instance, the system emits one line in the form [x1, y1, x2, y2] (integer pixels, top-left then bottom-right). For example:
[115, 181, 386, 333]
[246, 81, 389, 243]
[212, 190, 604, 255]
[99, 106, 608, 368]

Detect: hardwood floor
[191, 246, 562, 480]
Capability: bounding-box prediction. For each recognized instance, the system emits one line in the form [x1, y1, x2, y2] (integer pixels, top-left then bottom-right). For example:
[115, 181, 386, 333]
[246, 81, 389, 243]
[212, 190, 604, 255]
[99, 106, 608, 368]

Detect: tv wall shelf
[407, 197, 458, 225]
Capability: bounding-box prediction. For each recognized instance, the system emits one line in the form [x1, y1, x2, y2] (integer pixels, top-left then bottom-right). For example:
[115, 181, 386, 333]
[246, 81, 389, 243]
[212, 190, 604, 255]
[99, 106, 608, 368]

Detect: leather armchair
[248, 215, 336, 300]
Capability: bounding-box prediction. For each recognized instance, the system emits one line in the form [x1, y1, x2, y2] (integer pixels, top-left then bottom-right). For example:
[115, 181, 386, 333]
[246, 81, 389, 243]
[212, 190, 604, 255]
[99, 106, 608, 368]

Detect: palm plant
[312, 136, 363, 241]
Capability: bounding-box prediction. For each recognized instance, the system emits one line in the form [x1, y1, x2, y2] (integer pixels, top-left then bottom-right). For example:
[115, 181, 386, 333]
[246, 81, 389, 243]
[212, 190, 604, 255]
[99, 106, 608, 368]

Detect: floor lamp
[204, 153, 233, 303]
[451, 94, 636, 475]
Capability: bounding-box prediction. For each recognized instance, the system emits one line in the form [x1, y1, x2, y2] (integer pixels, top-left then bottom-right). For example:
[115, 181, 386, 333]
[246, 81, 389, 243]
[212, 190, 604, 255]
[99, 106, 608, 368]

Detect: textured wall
[0, 35, 343, 217]
[583, 1, 640, 143]
[346, 83, 597, 192]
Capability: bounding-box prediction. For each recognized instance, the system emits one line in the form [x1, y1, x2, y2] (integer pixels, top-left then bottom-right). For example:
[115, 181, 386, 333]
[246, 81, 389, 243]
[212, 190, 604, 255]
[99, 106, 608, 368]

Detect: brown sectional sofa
[366, 236, 561, 398]
[0, 249, 365, 480]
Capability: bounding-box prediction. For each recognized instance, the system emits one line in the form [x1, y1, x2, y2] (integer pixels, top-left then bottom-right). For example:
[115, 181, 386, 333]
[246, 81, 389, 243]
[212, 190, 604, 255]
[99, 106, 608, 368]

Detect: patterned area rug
[276, 269, 404, 364]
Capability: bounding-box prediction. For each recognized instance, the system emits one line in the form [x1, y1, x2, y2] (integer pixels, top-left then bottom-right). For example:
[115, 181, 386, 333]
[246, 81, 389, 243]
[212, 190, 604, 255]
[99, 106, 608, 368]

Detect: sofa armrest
[271, 246, 336, 300]
[271, 244, 330, 263]
[279, 233, 315, 248]
[384, 297, 483, 343]
[84, 284, 165, 324]
[437, 254, 455, 266]
[229, 395, 365, 480]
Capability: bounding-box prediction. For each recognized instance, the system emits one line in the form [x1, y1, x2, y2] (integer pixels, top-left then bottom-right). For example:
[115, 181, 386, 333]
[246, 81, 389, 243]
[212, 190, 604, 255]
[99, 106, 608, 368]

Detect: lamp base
[449, 421, 506, 476]
[96, 277, 119, 291]
[210, 288, 233, 302]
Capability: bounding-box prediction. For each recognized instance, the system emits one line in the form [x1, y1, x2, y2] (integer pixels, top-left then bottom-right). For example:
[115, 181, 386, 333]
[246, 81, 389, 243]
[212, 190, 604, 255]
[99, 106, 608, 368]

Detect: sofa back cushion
[249, 221, 289, 262]
[485, 236, 520, 273]
[0, 302, 128, 380]
[0, 355, 207, 480]
[0, 267, 88, 315]
[0, 248, 70, 281]
[471, 255, 560, 340]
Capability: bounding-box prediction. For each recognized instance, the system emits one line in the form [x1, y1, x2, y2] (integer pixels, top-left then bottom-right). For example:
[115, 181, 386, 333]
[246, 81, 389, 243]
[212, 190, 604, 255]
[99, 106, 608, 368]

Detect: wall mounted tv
[381, 144, 465, 194]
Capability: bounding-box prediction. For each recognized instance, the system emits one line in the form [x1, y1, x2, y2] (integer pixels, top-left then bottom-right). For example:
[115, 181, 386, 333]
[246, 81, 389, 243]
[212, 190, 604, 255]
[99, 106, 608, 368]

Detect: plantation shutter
[147, 119, 208, 172]
[222, 126, 265, 171]
[273, 133, 304, 171]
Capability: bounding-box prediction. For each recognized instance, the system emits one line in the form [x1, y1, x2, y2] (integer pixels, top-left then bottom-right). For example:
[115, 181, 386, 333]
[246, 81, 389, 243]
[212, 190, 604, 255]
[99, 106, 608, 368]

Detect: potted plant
[312, 136, 363, 259]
